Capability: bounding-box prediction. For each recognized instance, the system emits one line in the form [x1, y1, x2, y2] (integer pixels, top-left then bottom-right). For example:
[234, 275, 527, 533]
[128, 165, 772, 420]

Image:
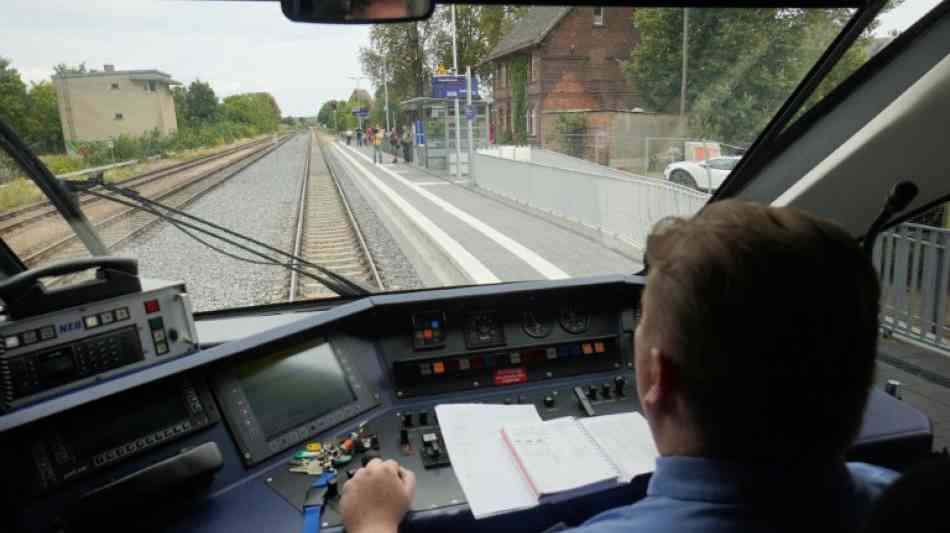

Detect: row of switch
[586, 376, 628, 401]
[401, 411, 433, 428]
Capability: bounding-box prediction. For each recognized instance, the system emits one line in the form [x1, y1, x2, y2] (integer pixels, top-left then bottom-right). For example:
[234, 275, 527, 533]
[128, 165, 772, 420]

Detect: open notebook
[435, 404, 657, 519]
[501, 414, 658, 500]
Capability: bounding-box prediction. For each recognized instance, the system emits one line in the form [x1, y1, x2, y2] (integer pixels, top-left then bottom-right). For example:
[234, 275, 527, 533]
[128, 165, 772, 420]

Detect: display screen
[59, 380, 192, 458]
[236, 341, 356, 439]
[38, 350, 75, 379]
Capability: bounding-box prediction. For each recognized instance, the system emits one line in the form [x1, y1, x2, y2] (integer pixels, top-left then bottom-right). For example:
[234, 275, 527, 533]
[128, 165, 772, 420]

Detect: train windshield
[0, 1, 937, 312]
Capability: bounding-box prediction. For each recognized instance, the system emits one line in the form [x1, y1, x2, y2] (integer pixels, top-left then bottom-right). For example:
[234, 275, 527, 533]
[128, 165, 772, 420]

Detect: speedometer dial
[522, 311, 553, 338]
[559, 306, 590, 334]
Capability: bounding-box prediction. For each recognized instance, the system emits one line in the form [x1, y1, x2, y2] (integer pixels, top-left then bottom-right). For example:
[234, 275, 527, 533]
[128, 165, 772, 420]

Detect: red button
[144, 300, 160, 314]
[423, 329, 433, 339]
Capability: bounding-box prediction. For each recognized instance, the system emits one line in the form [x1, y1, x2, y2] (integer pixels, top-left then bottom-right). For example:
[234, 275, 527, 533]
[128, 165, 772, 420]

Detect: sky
[2, 0, 942, 117]
[3, 0, 371, 117]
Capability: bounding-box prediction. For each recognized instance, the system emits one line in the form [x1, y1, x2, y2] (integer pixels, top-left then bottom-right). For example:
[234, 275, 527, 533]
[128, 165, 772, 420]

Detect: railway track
[288, 131, 382, 301]
[22, 134, 295, 269]
[0, 136, 275, 236]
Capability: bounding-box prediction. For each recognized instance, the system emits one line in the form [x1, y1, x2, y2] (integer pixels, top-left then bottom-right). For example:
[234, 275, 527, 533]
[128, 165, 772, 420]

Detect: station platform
[328, 141, 641, 288]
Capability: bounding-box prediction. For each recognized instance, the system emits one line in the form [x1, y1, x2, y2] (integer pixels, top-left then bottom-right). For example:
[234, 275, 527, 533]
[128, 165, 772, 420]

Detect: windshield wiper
[74, 178, 372, 298]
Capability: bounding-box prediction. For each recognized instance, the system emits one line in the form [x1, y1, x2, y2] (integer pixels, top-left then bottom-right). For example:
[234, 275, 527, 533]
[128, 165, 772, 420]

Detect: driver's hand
[341, 458, 416, 533]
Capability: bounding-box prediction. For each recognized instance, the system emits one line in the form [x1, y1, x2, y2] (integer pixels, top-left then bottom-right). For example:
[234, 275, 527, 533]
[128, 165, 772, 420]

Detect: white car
[664, 156, 741, 192]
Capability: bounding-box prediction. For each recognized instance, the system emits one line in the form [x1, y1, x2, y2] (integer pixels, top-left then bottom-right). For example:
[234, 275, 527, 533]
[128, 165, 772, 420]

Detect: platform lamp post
[452, 4, 463, 180]
[383, 57, 391, 132]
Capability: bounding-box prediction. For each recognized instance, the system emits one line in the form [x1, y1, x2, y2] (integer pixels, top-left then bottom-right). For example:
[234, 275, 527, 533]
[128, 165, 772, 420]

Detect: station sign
[432, 75, 479, 99]
[352, 107, 369, 118]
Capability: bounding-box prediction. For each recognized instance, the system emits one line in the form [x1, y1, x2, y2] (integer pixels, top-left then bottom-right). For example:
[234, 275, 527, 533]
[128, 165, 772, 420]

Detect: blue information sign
[464, 104, 476, 121]
[352, 107, 369, 118]
[414, 120, 425, 145]
[432, 75, 479, 99]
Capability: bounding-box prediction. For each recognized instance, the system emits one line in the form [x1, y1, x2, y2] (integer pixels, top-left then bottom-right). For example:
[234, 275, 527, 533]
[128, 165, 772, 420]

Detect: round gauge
[559, 306, 590, 334]
[522, 311, 553, 338]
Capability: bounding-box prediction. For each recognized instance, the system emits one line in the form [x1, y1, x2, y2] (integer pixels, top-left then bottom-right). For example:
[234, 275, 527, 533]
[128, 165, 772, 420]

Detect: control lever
[573, 386, 596, 417]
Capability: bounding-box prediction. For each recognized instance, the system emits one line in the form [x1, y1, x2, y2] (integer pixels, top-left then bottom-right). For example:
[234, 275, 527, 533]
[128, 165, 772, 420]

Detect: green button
[148, 317, 165, 330]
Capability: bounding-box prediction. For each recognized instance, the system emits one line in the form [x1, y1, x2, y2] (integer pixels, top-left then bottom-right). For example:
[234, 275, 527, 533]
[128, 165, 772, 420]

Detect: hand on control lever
[342, 458, 416, 533]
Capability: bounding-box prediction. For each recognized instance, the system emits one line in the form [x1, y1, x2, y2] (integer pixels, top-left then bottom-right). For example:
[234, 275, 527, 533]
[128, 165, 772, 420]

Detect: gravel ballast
[119, 135, 309, 312]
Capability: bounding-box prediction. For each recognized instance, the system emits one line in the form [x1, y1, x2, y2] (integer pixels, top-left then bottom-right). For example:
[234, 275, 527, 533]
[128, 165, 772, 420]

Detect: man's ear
[642, 347, 676, 412]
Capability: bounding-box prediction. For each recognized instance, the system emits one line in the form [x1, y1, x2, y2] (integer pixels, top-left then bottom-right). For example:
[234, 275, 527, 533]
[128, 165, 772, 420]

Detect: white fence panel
[471, 151, 709, 251]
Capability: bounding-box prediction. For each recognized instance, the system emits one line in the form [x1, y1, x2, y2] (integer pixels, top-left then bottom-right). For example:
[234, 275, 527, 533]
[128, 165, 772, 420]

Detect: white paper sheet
[503, 417, 619, 496]
[579, 412, 658, 482]
[435, 403, 542, 519]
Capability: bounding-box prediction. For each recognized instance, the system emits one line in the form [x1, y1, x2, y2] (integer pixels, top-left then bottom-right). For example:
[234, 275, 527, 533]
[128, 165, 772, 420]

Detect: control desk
[0, 275, 934, 533]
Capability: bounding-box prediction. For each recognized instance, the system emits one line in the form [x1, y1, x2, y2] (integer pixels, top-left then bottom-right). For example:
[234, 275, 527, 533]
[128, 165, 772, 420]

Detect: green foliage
[429, 6, 526, 77]
[547, 113, 586, 158]
[52, 62, 87, 76]
[24, 81, 63, 153]
[40, 154, 85, 174]
[510, 55, 528, 145]
[0, 57, 30, 138]
[184, 80, 219, 124]
[222, 92, 282, 133]
[0, 58, 66, 154]
[360, 21, 432, 106]
[627, 8, 877, 145]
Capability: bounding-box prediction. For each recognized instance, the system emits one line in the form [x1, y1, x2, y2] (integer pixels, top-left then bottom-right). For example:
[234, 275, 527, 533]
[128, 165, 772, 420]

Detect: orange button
[581, 343, 593, 355]
[423, 329, 433, 339]
[433, 361, 445, 374]
[594, 341, 605, 353]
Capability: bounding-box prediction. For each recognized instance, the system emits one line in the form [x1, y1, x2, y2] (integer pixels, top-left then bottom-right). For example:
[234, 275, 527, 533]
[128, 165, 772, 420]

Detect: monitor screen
[236, 341, 356, 439]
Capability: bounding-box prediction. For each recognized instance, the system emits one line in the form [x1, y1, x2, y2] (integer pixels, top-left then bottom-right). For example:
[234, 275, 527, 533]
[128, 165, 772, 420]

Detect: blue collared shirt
[573, 457, 898, 533]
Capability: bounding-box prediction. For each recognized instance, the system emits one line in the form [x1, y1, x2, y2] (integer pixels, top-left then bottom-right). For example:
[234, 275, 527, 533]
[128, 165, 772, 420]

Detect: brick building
[481, 6, 641, 146]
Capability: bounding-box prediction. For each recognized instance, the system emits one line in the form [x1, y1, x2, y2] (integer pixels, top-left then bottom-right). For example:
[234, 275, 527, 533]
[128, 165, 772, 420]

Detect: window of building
[147, 80, 157, 92]
[115, 113, 124, 120]
[500, 64, 507, 88]
[593, 7, 605, 27]
[527, 106, 535, 136]
[530, 53, 540, 83]
[110, 82, 119, 90]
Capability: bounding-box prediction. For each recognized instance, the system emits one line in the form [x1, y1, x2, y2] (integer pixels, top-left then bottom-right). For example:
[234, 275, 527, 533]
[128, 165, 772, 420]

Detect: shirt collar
[647, 456, 855, 503]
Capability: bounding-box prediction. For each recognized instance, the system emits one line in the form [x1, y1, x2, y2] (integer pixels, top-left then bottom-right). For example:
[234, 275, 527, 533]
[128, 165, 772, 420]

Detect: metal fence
[471, 149, 710, 251]
[875, 222, 950, 352]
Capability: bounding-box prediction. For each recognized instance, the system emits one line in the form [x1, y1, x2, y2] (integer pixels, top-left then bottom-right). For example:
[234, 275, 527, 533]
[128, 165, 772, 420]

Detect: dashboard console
[0, 275, 934, 533]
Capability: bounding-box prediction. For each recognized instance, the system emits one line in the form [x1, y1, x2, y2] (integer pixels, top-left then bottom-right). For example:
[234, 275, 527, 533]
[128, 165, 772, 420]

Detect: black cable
[97, 182, 370, 296]
[82, 189, 349, 294]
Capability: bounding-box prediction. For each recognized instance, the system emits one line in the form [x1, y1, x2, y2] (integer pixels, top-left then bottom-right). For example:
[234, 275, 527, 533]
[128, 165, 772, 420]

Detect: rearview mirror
[281, 0, 433, 24]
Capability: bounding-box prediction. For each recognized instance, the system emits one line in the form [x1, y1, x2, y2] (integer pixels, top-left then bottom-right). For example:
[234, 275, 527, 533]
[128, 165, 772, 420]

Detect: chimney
[104, 64, 115, 72]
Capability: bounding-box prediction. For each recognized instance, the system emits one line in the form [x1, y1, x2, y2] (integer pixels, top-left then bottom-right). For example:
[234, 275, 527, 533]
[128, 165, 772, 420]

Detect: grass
[0, 135, 264, 214]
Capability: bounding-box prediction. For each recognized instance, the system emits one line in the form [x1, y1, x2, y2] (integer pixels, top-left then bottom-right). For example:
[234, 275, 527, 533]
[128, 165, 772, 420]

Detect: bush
[40, 154, 85, 174]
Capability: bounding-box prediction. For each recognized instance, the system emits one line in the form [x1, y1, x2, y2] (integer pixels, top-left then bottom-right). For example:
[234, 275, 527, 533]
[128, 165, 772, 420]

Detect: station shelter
[399, 97, 490, 177]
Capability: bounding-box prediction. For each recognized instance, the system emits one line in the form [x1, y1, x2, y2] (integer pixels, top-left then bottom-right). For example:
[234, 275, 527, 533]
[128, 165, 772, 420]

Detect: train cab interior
[1, 0, 948, 531]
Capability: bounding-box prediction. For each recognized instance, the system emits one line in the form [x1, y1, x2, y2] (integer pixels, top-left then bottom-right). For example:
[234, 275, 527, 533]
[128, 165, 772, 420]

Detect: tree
[223, 92, 282, 133]
[360, 20, 433, 104]
[0, 57, 30, 137]
[185, 80, 219, 124]
[626, 8, 882, 145]
[53, 62, 88, 77]
[26, 81, 64, 153]
[317, 100, 341, 128]
[172, 86, 188, 128]
[428, 5, 525, 77]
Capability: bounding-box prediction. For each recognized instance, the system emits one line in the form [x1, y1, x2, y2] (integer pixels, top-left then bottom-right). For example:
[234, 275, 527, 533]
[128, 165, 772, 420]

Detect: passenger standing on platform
[402, 127, 412, 162]
[355, 127, 363, 146]
[390, 128, 400, 164]
[372, 125, 384, 164]
[339, 200, 898, 533]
